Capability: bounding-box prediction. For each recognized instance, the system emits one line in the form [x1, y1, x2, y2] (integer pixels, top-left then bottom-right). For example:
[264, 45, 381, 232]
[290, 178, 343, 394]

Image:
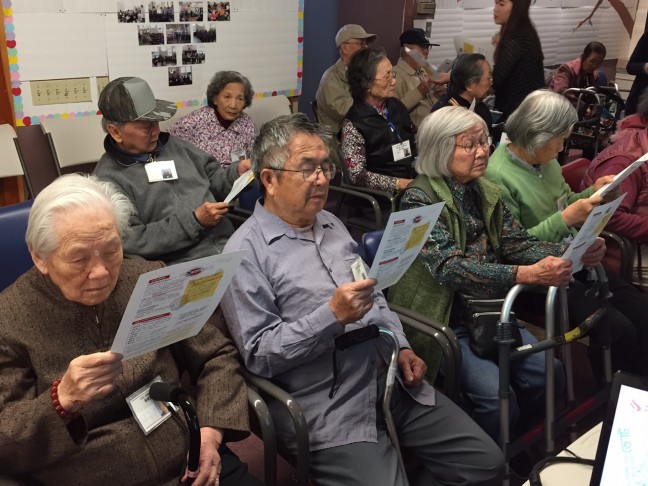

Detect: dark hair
[347, 47, 387, 103]
[448, 53, 486, 97]
[581, 41, 606, 61]
[495, 0, 541, 63]
[206, 70, 254, 109]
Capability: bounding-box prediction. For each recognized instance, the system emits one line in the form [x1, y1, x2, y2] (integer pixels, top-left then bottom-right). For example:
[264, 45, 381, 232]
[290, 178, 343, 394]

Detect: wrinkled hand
[329, 279, 376, 325]
[237, 158, 252, 176]
[581, 237, 606, 267]
[517, 256, 573, 287]
[397, 178, 413, 190]
[57, 351, 123, 413]
[561, 196, 602, 227]
[593, 175, 621, 202]
[182, 427, 223, 485]
[398, 349, 427, 387]
[194, 202, 229, 228]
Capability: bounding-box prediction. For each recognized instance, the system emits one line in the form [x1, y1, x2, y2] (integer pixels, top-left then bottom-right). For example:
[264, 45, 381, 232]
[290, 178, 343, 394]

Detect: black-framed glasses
[375, 71, 397, 82]
[455, 137, 492, 154]
[273, 162, 336, 181]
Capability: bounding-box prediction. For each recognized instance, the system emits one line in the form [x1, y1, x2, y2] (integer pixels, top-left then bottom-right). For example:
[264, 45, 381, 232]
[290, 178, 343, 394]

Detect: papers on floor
[367, 202, 444, 290]
[563, 194, 624, 273]
[111, 251, 245, 359]
[224, 169, 255, 204]
[591, 152, 648, 198]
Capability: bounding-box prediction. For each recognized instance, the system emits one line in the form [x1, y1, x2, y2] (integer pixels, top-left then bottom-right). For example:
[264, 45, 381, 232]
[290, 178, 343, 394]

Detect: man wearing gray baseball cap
[94, 76, 251, 264]
[315, 24, 377, 135]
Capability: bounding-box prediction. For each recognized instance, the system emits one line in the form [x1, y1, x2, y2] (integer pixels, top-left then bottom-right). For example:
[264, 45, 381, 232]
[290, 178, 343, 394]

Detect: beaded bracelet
[50, 378, 81, 420]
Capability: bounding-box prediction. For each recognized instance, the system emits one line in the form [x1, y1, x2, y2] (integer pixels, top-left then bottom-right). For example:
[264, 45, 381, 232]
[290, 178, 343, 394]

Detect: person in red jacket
[581, 88, 648, 242]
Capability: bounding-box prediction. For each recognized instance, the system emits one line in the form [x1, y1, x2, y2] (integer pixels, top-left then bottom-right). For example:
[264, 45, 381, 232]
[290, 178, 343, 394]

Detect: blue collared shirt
[221, 202, 435, 451]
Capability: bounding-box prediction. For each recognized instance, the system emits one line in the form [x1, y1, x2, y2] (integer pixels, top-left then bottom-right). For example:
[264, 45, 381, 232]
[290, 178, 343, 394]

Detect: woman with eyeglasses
[486, 89, 648, 381]
[341, 47, 416, 193]
[389, 106, 607, 441]
[432, 53, 494, 133]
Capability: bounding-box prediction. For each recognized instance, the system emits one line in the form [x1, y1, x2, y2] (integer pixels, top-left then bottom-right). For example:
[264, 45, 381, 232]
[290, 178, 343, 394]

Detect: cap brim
[136, 99, 177, 122]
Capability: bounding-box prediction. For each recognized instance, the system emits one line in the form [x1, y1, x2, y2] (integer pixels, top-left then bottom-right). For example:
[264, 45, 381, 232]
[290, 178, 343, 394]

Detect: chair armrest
[328, 185, 383, 229]
[388, 303, 462, 402]
[340, 180, 396, 212]
[242, 369, 310, 486]
[600, 230, 634, 282]
[247, 387, 277, 486]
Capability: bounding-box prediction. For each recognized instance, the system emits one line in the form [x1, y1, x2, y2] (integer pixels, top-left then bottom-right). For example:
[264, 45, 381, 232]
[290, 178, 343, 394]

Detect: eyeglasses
[375, 71, 397, 82]
[273, 162, 336, 181]
[455, 137, 492, 154]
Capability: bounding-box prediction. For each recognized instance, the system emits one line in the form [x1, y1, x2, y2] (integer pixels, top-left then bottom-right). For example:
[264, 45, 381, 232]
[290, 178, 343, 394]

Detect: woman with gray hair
[486, 89, 648, 381]
[170, 70, 256, 168]
[388, 106, 608, 440]
[0, 174, 261, 486]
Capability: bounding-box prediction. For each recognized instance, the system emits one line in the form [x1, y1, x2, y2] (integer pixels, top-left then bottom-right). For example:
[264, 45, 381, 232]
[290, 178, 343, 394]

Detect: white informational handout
[224, 170, 255, 204]
[562, 194, 624, 273]
[111, 251, 245, 359]
[368, 202, 444, 290]
[404, 47, 446, 83]
[591, 152, 648, 199]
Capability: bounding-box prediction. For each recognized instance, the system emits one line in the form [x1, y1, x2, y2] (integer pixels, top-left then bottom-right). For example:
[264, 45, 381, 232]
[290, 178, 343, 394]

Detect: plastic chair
[244, 96, 292, 133]
[0, 200, 34, 291]
[0, 124, 25, 180]
[562, 158, 635, 282]
[40, 116, 105, 176]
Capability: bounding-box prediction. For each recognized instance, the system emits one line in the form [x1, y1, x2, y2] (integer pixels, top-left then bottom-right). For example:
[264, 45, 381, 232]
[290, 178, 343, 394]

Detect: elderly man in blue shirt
[221, 113, 504, 486]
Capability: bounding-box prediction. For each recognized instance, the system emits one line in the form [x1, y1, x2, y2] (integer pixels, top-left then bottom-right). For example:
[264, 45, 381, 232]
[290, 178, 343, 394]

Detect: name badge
[230, 148, 247, 164]
[126, 376, 178, 435]
[145, 160, 178, 182]
[392, 140, 412, 162]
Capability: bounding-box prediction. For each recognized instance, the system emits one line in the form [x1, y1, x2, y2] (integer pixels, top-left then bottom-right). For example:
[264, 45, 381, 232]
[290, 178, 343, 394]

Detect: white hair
[415, 107, 487, 178]
[26, 174, 134, 256]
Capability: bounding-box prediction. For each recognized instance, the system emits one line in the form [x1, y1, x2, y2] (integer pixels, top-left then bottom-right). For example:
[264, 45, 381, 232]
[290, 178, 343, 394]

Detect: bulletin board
[3, 0, 304, 126]
[414, 0, 637, 72]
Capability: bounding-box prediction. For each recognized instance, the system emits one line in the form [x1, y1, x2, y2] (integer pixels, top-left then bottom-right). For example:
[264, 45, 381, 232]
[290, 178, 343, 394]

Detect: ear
[107, 124, 123, 144]
[259, 168, 278, 197]
[29, 247, 50, 276]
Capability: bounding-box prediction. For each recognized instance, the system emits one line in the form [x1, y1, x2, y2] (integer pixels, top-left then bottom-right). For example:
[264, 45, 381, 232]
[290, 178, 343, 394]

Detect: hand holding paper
[591, 152, 648, 198]
[224, 169, 255, 204]
[329, 279, 376, 325]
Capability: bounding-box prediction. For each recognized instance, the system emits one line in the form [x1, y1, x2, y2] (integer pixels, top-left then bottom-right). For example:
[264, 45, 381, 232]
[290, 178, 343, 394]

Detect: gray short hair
[251, 113, 333, 193]
[101, 118, 125, 133]
[206, 71, 254, 109]
[505, 89, 577, 154]
[415, 107, 488, 178]
[26, 174, 134, 256]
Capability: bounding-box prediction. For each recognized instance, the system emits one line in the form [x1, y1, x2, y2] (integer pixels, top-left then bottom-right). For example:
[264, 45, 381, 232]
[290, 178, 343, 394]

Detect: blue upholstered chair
[0, 199, 34, 292]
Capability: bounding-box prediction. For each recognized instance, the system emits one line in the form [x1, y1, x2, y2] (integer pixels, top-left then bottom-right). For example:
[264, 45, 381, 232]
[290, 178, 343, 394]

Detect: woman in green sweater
[486, 89, 648, 380]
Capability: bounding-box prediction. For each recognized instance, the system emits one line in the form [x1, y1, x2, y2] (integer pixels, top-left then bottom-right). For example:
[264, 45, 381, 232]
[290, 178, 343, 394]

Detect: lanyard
[382, 106, 402, 143]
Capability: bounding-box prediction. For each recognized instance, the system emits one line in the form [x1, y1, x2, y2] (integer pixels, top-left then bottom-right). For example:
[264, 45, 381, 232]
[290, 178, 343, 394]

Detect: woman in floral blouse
[170, 71, 256, 168]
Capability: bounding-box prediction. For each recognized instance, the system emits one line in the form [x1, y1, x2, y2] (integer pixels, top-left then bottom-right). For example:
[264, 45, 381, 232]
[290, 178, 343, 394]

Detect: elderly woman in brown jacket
[0, 174, 261, 486]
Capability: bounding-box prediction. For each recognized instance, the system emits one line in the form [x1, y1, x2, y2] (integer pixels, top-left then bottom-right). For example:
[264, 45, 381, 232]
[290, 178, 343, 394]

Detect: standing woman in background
[625, 29, 648, 116]
[492, 0, 545, 121]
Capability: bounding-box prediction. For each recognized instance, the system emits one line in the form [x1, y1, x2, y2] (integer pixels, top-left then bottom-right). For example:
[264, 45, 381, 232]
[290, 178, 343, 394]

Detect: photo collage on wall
[118, 1, 230, 86]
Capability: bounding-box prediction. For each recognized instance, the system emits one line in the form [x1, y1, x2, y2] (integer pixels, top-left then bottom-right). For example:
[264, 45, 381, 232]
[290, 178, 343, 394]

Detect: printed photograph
[207, 2, 230, 21]
[167, 23, 191, 44]
[137, 25, 165, 45]
[117, 1, 145, 23]
[152, 46, 177, 67]
[181, 45, 205, 65]
[192, 23, 216, 43]
[169, 66, 193, 86]
[179, 2, 204, 21]
[148, 1, 174, 22]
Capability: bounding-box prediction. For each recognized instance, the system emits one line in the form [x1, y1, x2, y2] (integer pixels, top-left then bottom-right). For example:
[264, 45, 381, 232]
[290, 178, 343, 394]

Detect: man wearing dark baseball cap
[393, 28, 448, 127]
[315, 24, 377, 135]
[94, 76, 251, 263]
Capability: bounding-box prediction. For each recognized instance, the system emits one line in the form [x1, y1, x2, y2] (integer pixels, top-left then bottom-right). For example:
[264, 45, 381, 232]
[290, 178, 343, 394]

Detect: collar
[505, 144, 542, 174]
[104, 132, 170, 167]
[253, 200, 335, 246]
[444, 175, 479, 203]
[214, 107, 234, 130]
